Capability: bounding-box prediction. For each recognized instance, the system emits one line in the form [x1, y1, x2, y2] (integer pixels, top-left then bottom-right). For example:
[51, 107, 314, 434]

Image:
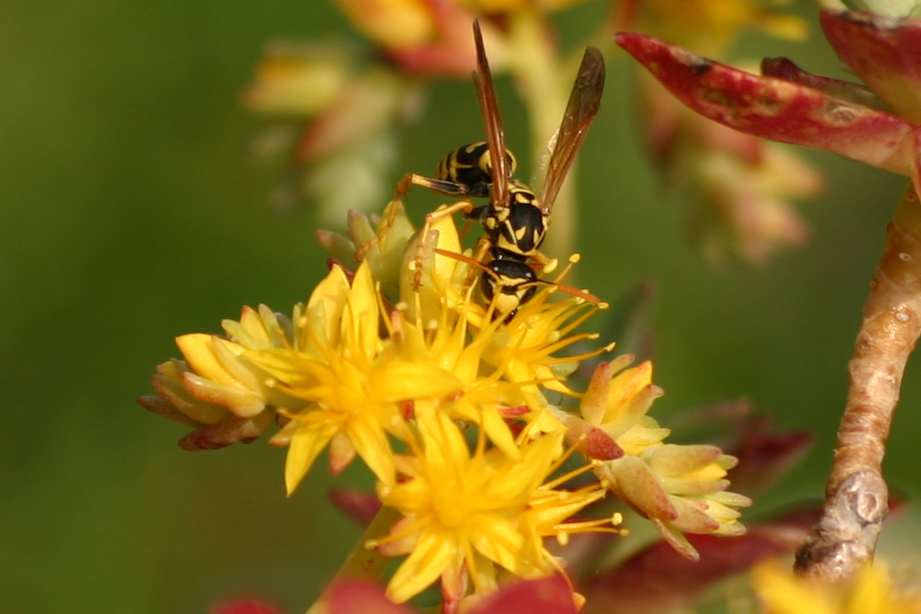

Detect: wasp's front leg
[397, 173, 480, 200]
[353, 195, 408, 263]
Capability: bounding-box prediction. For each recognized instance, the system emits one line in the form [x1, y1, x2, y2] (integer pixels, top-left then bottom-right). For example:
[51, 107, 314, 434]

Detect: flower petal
[178, 412, 274, 451]
[180, 372, 267, 417]
[284, 421, 340, 494]
[345, 411, 397, 483]
[606, 455, 677, 520]
[344, 261, 380, 351]
[176, 334, 242, 388]
[386, 531, 458, 603]
[369, 361, 461, 403]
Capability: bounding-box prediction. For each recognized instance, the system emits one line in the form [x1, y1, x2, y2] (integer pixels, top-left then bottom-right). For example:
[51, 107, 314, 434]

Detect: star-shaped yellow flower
[247, 262, 461, 493]
[371, 408, 614, 604]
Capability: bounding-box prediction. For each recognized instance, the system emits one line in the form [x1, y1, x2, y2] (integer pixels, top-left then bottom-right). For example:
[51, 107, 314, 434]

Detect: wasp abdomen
[435, 142, 517, 197]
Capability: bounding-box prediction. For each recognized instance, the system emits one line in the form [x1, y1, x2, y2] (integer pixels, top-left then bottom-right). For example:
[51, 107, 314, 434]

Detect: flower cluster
[140, 194, 751, 607]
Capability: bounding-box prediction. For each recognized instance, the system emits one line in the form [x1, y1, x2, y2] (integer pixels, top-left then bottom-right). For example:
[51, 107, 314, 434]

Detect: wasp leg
[357, 171, 464, 263]
[397, 173, 483, 199]
[353, 195, 407, 262]
[460, 237, 493, 293]
[452, 216, 478, 246]
[412, 200, 477, 289]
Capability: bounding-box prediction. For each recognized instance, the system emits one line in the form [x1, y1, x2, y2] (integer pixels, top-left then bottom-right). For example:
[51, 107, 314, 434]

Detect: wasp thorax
[481, 185, 548, 258]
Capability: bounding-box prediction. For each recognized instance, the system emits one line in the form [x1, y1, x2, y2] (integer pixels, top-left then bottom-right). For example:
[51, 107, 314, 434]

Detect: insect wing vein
[473, 21, 509, 212]
[538, 46, 605, 215]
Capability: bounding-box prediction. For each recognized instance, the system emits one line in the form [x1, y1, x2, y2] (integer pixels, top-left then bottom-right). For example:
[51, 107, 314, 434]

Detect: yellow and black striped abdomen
[434, 142, 516, 193]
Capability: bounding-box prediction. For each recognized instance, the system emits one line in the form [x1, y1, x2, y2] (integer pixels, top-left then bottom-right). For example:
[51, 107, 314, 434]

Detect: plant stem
[305, 504, 401, 614]
[795, 182, 921, 582]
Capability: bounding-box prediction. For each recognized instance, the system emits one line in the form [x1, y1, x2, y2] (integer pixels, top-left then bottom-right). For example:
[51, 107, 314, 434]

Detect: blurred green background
[3, 2, 920, 613]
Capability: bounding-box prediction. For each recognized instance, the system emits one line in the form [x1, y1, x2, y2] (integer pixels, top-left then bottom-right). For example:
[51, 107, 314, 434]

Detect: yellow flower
[241, 43, 352, 117]
[173, 336, 271, 418]
[480, 258, 613, 405]
[317, 197, 417, 303]
[638, 0, 807, 56]
[753, 560, 921, 614]
[458, 0, 592, 12]
[575, 355, 750, 558]
[336, 0, 435, 50]
[246, 262, 462, 493]
[182, 305, 303, 414]
[371, 409, 614, 604]
[332, 209, 554, 457]
[138, 305, 303, 450]
[140, 359, 278, 450]
[601, 443, 751, 559]
[579, 355, 666, 456]
[397, 298, 531, 460]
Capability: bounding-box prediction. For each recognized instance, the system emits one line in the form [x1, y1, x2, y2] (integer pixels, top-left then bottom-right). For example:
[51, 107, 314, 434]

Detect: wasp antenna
[545, 281, 604, 305]
[434, 247, 491, 273]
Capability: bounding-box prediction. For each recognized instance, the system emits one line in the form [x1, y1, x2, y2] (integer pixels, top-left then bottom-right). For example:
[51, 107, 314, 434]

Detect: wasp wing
[538, 46, 605, 215]
[472, 21, 510, 211]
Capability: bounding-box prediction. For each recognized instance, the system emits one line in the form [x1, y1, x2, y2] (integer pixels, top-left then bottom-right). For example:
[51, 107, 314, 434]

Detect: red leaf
[581, 506, 820, 614]
[329, 488, 382, 527]
[821, 9, 921, 121]
[210, 597, 284, 614]
[468, 574, 578, 614]
[726, 417, 813, 497]
[326, 580, 410, 614]
[615, 32, 915, 175]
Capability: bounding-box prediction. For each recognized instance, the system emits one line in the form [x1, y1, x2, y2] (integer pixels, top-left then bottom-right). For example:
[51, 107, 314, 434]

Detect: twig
[795, 182, 921, 582]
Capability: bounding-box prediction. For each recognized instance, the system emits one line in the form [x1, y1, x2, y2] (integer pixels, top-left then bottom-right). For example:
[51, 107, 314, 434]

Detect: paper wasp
[400, 21, 605, 316]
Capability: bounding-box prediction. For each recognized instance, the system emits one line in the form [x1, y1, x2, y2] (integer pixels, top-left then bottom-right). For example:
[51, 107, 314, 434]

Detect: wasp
[400, 21, 605, 316]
